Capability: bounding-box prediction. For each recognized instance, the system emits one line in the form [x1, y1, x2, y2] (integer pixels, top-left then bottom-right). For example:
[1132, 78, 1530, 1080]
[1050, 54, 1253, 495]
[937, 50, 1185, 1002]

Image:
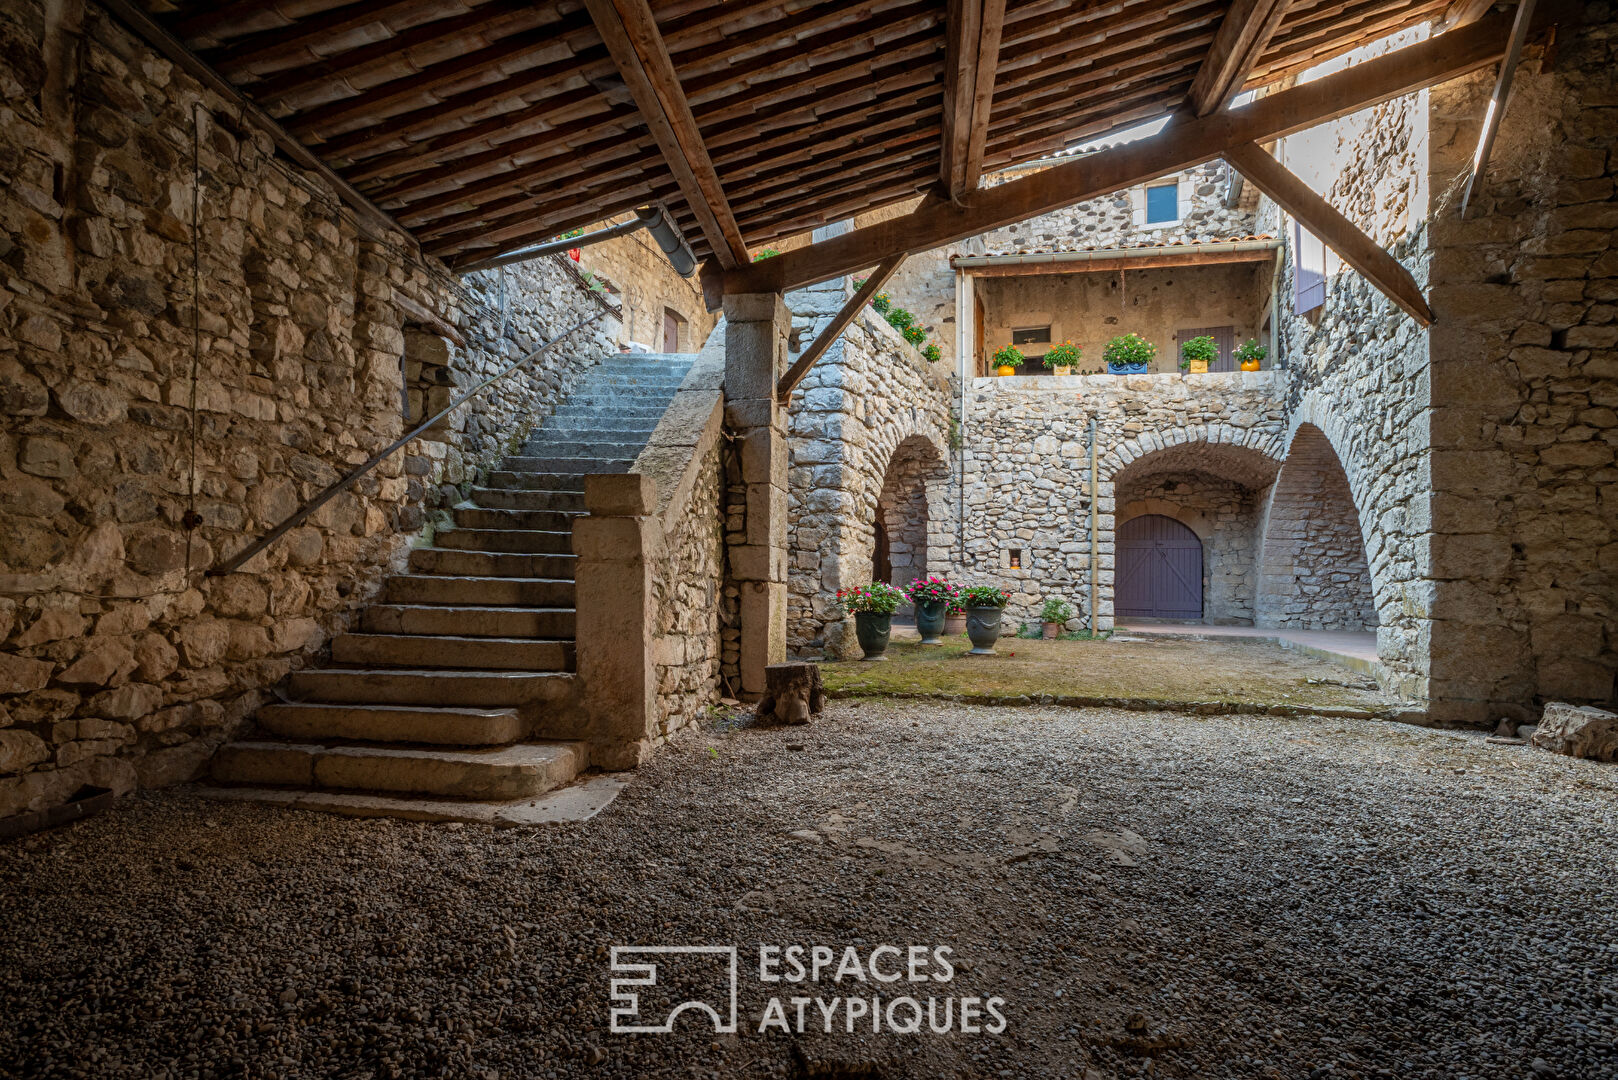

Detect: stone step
[199, 773, 628, 826]
[481, 471, 587, 492]
[537, 424, 660, 441]
[210, 740, 588, 800]
[408, 548, 576, 579]
[434, 527, 573, 554]
[498, 456, 635, 474]
[288, 667, 572, 707]
[361, 604, 575, 638]
[453, 506, 580, 532]
[470, 487, 586, 512]
[257, 702, 526, 745]
[550, 405, 668, 421]
[510, 441, 644, 460]
[331, 632, 574, 672]
[385, 574, 574, 607]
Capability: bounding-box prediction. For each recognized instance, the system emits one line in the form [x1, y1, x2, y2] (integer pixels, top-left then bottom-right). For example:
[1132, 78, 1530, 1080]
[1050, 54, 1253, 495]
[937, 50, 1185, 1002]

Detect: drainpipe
[955, 268, 969, 567]
[1088, 416, 1099, 634]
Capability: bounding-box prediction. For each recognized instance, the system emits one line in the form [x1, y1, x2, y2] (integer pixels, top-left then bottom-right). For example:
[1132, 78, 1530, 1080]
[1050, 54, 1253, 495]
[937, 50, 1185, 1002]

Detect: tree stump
[758, 662, 824, 725]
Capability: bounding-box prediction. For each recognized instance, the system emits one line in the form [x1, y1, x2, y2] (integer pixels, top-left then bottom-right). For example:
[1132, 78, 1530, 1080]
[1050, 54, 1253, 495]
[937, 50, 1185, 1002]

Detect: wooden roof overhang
[114, 0, 1526, 308]
[951, 237, 1282, 276]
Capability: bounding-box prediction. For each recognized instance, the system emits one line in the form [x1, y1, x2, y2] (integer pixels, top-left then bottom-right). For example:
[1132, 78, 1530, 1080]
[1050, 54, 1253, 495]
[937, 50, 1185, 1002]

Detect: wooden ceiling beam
[777, 254, 906, 404]
[1223, 141, 1433, 324]
[940, 0, 1007, 201]
[957, 248, 1278, 276]
[715, 11, 1514, 299]
[209, 0, 502, 77]
[1186, 0, 1294, 116]
[1249, 0, 1451, 86]
[583, 0, 750, 267]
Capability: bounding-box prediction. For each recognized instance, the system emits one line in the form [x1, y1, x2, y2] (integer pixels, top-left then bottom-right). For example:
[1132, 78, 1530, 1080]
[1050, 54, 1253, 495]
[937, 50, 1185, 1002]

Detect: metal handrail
[208, 308, 612, 576]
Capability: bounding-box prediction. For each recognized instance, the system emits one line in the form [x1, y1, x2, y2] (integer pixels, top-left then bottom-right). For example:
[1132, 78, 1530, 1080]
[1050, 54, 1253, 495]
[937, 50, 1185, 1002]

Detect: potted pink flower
[905, 576, 958, 646]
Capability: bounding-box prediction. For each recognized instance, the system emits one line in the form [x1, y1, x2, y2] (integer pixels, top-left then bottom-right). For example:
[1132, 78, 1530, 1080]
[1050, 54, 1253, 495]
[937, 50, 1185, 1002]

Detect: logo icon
[609, 945, 739, 1034]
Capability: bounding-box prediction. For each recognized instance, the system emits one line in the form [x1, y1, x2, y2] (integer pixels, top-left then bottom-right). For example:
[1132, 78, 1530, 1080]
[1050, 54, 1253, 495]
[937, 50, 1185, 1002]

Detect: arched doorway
[1116, 514, 1203, 619]
[874, 435, 938, 595]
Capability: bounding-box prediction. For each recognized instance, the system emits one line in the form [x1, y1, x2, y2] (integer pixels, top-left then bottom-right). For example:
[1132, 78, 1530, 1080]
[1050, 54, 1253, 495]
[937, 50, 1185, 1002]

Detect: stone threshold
[824, 688, 1427, 724]
[195, 773, 629, 826]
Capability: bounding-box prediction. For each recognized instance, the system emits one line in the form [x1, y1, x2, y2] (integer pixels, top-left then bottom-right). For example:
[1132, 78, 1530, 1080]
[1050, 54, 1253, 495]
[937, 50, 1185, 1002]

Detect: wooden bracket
[775, 255, 905, 405]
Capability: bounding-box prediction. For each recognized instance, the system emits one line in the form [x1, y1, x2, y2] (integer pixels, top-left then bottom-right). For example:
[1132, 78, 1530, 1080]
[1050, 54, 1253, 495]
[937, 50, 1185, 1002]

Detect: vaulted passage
[874, 435, 946, 598]
[1257, 425, 1378, 632]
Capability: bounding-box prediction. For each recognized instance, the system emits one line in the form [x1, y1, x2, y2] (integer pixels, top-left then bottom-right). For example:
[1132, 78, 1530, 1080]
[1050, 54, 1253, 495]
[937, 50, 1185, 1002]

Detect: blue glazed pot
[915, 599, 947, 645]
[854, 611, 892, 661]
[1107, 361, 1149, 375]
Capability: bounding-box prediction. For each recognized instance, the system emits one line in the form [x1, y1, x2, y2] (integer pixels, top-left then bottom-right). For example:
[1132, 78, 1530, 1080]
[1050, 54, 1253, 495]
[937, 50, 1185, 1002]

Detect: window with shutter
[1294, 220, 1327, 314]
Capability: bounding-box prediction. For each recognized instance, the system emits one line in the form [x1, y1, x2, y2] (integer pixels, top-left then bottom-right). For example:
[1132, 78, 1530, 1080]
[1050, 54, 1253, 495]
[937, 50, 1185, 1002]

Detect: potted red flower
[905, 576, 958, 646]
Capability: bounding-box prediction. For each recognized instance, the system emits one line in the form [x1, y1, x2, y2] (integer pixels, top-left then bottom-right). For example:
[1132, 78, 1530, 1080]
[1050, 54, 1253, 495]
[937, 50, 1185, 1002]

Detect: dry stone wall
[784, 279, 954, 658]
[958, 372, 1286, 629]
[0, 2, 618, 818]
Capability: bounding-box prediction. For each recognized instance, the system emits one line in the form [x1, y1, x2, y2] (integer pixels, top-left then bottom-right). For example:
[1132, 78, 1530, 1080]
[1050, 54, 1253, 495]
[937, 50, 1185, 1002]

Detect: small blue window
[1144, 183, 1178, 224]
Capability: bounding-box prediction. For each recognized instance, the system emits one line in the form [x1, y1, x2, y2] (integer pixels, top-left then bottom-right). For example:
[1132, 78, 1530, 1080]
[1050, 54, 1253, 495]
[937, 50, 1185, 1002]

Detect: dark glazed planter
[1108, 361, 1149, 375]
[854, 611, 892, 661]
[915, 600, 947, 645]
[965, 606, 1003, 655]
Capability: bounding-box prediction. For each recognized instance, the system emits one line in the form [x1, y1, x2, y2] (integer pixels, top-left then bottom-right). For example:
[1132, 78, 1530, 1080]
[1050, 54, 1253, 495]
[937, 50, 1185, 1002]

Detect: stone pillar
[723, 293, 790, 698]
[573, 473, 662, 769]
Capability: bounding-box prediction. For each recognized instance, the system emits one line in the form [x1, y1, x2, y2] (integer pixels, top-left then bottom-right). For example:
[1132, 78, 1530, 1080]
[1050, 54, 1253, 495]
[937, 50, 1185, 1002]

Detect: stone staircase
[204, 353, 696, 824]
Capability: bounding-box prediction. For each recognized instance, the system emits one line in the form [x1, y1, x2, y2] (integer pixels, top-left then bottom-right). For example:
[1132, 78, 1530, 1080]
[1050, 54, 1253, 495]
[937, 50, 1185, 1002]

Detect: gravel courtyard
[2, 702, 1615, 1080]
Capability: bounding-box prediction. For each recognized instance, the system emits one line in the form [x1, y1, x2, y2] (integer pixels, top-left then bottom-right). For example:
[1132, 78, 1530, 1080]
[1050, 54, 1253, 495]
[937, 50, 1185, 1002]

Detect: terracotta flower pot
[1041, 621, 1061, 640]
[944, 613, 967, 636]
[915, 599, 947, 645]
[965, 606, 1003, 655]
[854, 611, 892, 661]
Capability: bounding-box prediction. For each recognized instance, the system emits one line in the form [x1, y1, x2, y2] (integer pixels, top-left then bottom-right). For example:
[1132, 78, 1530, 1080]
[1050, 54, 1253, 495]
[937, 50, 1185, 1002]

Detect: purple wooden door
[1115, 515, 1202, 618]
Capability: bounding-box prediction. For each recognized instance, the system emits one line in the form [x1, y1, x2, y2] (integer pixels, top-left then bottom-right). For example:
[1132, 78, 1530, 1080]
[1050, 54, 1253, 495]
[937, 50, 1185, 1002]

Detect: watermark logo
[608, 944, 1006, 1036]
[608, 945, 739, 1034]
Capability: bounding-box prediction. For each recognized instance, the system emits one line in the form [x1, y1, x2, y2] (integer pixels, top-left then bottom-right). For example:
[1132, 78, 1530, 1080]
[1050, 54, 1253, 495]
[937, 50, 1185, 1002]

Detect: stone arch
[1094, 432, 1285, 629]
[1256, 423, 1378, 631]
[874, 433, 948, 602]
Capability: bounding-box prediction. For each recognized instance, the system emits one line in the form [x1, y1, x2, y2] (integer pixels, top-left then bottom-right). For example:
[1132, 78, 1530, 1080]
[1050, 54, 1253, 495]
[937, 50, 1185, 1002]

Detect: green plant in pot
[991, 344, 1024, 376]
[1235, 338, 1266, 371]
[959, 585, 1011, 655]
[1042, 340, 1082, 376]
[905, 576, 958, 646]
[1103, 333, 1156, 375]
[837, 583, 904, 661]
[1040, 596, 1075, 639]
[1179, 334, 1217, 375]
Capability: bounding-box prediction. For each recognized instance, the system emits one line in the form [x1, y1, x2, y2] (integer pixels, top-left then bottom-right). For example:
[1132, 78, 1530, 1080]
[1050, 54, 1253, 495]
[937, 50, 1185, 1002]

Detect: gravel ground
[1, 702, 1615, 1080]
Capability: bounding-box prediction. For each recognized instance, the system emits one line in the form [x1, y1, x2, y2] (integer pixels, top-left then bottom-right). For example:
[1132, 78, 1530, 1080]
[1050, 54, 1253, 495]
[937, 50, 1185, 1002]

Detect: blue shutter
[1294, 220, 1326, 313]
[1145, 183, 1178, 223]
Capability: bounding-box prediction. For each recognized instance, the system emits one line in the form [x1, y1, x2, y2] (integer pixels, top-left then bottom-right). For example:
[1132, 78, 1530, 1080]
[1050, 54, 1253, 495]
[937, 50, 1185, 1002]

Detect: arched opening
[1116, 514, 1204, 619]
[1109, 440, 1282, 626]
[874, 435, 940, 601]
[1257, 424, 1378, 631]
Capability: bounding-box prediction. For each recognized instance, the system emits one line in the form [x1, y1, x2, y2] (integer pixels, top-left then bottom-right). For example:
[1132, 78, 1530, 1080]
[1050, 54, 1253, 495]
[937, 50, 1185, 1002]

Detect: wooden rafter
[1442, 0, 1499, 28]
[776, 256, 905, 404]
[716, 10, 1513, 299]
[583, 0, 750, 268]
[1223, 142, 1433, 325]
[1460, 0, 1536, 216]
[1186, 0, 1294, 116]
[955, 247, 1278, 276]
[940, 0, 1006, 201]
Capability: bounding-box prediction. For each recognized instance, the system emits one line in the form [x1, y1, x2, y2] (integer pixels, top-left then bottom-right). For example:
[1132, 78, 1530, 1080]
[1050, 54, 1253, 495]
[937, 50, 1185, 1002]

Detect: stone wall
[1118, 472, 1260, 625]
[576, 216, 717, 353]
[784, 279, 954, 658]
[958, 372, 1286, 629]
[0, 1, 619, 817]
[1256, 425, 1378, 631]
[1267, 28, 1436, 702]
[1422, 16, 1618, 718]
[647, 437, 725, 740]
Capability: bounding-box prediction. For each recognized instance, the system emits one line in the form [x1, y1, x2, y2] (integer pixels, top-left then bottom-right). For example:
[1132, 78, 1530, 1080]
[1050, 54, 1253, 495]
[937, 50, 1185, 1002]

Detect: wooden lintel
[940, 0, 1007, 200]
[584, 0, 750, 268]
[1186, 0, 1293, 116]
[956, 248, 1277, 277]
[716, 10, 1515, 297]
[96, 0, 414, 249]
[1223, 143, 1434, 326]
[1461, 0, 1537, 216]
[776, 255, 905, 404]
